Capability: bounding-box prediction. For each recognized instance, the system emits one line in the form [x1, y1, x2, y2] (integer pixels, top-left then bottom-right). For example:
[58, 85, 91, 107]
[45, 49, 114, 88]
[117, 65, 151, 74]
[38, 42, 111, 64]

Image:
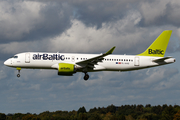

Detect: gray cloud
[0, 1, 72, 43]
[139, 1, 180, 27]
[72, 0, 144, 28]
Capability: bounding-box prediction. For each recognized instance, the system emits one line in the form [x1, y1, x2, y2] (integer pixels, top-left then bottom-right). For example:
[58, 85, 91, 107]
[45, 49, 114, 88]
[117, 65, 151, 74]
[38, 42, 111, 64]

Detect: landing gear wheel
[17, 74, 20, 78]
[84, 74, 89, 81]
[17, 69, 21, 78]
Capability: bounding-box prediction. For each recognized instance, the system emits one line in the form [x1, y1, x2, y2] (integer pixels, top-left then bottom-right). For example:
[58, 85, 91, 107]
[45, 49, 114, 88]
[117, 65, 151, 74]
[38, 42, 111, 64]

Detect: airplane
[4, 30, 175, 80]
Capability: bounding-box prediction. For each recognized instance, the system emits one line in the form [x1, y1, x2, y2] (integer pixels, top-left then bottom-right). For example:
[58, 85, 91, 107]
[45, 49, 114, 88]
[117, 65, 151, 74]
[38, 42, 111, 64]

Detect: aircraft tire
[84, 74, 89, 81]
[17, 74, 20, 78]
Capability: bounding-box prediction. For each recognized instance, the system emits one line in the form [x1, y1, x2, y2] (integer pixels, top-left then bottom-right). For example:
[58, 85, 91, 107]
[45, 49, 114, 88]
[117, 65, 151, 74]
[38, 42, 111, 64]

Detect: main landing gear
[16, 67, 21, 78]
[84, 72, 89, 81]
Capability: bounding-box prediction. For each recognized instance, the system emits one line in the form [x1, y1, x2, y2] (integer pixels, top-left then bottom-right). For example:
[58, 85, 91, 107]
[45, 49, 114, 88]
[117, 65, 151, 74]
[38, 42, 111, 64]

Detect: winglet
[105, 46, 116, 55]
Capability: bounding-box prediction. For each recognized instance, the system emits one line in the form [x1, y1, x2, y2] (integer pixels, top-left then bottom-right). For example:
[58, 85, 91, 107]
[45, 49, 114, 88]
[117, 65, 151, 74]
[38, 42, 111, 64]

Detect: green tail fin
[138, 30, 172, 57]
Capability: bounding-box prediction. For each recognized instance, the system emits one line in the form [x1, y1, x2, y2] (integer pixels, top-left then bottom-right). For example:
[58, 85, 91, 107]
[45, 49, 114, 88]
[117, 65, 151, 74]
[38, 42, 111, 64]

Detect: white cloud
[0, 10, 144, 55]
[0, 1, 44, 41]
[47, 11, 144, 54]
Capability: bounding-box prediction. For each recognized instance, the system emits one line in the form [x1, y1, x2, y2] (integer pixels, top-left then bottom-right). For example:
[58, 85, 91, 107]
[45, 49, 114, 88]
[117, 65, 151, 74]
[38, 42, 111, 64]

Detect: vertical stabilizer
[138, 30, 172, 57]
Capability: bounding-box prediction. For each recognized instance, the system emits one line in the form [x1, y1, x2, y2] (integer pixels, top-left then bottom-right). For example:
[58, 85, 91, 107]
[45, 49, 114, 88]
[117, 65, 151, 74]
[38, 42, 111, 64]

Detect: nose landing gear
[84, 72, 89, 81]
[16, 67, 21, 78]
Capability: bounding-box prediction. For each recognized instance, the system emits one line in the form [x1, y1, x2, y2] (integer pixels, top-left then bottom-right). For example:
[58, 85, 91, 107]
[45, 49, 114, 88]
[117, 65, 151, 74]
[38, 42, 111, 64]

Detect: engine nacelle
[58, 63, 76, 76]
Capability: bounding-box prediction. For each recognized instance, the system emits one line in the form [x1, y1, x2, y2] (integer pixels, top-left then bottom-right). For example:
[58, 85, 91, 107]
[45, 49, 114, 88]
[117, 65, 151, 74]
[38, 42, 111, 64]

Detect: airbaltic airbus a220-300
[4, 30, 176, 80]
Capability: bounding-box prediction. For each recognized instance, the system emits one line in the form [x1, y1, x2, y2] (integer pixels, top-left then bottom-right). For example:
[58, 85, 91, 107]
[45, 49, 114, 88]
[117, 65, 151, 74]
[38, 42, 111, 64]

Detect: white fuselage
[3, 30, 175, 80]
[4, 52, 175, 72]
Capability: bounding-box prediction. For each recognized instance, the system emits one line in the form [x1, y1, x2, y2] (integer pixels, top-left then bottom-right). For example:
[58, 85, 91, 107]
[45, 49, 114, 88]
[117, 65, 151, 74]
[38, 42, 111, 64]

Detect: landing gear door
[25, 53, 30, 63]
[134, 57, 139, 66]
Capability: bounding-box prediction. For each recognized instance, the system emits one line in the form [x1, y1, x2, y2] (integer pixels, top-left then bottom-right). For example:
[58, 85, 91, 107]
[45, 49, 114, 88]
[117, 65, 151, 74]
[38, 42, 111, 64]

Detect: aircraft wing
[76, 46, 115, 68]
[152, 56, 172, 62]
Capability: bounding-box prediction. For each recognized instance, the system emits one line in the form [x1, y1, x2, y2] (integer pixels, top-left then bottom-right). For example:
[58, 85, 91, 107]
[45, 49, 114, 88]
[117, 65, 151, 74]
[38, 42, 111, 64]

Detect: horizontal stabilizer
[152, 57, 172, 62]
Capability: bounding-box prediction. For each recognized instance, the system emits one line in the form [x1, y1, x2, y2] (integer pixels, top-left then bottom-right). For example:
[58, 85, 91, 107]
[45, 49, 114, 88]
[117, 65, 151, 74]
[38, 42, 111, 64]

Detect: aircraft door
[134, 57, 139, 66]
[25, 53, 30, 63]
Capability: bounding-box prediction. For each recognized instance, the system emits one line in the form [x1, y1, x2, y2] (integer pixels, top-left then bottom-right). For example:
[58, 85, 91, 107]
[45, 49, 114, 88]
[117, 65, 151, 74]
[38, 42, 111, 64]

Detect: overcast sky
[1, 0, 180, 114]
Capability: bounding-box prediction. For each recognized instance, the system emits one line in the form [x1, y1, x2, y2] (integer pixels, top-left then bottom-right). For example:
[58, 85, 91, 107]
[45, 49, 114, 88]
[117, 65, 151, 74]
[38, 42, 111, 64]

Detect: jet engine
[58, 63, 76, 76]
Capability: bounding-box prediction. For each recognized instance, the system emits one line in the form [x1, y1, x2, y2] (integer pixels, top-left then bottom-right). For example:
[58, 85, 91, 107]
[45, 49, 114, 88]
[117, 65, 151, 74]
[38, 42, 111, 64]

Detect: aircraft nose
[4, 59, 10, 66]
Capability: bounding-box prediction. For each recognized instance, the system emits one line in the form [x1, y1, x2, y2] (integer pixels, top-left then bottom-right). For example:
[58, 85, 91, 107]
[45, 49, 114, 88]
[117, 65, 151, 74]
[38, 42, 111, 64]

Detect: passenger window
[14, 56, 18, 58]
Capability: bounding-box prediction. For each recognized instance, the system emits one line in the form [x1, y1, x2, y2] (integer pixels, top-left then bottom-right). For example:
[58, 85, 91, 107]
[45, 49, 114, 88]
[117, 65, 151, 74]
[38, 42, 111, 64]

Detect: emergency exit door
[134, 57, 139, 66]
[25, 53, 30, 63]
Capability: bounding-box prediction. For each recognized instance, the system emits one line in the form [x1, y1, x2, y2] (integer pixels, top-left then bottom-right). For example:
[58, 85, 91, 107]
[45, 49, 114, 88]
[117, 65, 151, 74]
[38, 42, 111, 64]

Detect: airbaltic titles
[148, 49, 164, 55]
[33, 54, 65, 60]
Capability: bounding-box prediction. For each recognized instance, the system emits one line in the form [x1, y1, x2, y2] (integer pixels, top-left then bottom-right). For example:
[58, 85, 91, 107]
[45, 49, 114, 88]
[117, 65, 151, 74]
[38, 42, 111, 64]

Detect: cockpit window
[11, 56, 18, 58]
